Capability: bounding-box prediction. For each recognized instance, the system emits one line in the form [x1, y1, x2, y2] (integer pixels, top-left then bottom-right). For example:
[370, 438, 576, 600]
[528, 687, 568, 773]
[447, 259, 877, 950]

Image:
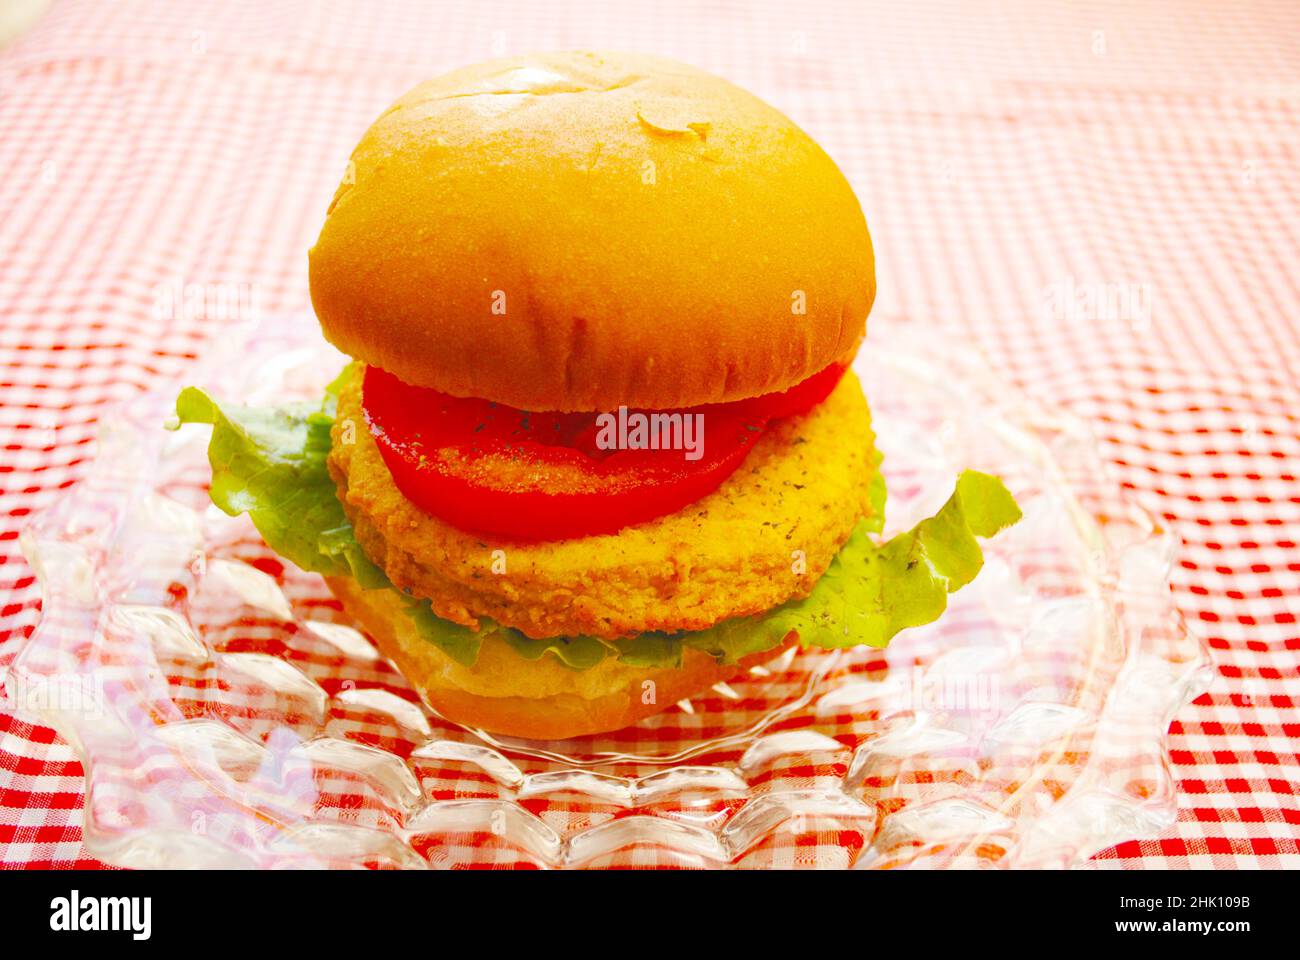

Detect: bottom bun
[326, 576, 797, 741]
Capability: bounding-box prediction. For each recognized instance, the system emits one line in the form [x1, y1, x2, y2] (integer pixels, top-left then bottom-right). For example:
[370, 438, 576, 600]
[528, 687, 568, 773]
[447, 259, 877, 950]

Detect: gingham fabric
[0, 0, 1297, 869]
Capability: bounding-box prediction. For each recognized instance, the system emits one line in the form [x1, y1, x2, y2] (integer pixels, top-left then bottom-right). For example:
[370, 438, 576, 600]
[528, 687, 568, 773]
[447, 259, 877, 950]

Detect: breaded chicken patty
[328, 365, 878, 640]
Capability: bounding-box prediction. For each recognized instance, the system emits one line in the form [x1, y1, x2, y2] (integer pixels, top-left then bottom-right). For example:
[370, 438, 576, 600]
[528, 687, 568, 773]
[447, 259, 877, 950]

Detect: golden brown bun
[326, 574, 797, 740]
[309, 51, 874, 411]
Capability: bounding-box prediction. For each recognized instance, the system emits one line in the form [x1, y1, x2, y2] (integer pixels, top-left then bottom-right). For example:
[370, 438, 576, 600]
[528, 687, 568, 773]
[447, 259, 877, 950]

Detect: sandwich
[175, 52, 1021, 740]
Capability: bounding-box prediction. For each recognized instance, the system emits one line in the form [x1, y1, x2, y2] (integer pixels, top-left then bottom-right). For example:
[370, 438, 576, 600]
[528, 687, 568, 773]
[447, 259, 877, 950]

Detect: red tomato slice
[361, 362, 846, 541]
[740, 362, 847, 421]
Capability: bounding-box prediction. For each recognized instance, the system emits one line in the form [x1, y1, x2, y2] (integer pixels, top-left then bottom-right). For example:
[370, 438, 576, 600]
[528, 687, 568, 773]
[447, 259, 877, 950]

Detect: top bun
[309, 51, 874, 411]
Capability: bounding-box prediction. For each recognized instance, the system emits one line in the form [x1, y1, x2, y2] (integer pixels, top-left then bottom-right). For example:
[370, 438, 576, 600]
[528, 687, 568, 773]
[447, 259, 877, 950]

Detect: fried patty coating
[328, 366, 877, 640]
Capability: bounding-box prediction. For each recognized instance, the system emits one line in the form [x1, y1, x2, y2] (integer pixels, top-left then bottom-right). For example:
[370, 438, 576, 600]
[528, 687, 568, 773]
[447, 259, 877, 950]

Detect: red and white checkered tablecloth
[0, 0, 1297, 869]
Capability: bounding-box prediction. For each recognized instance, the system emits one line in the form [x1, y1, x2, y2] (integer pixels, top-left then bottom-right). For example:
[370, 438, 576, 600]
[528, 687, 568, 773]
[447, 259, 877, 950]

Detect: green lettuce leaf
[173, 379, 1020, 672]
[499, 632, 611, 670]
[864, 450, 887, 535]
[174, 373, 386, 589]
[402, 600, 483, 667]
[752, 469, 1020, 652]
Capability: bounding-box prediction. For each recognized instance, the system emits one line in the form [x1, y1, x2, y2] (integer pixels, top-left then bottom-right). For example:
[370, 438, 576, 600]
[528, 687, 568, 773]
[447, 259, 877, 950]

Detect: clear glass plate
[7, 314, 1211, 869]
